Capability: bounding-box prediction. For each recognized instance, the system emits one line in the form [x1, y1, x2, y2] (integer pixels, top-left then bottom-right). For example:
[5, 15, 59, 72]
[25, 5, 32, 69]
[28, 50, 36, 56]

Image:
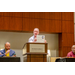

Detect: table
[0, 57, 20, 62]
[55, 58, 75, 62]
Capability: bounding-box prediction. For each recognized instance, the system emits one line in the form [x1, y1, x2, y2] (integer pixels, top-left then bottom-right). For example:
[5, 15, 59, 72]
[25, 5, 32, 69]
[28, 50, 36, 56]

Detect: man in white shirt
[28, 28, 46, 43]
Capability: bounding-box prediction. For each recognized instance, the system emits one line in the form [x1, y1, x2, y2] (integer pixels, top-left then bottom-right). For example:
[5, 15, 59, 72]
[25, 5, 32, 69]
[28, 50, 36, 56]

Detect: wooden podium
[23, 42, 48, 62]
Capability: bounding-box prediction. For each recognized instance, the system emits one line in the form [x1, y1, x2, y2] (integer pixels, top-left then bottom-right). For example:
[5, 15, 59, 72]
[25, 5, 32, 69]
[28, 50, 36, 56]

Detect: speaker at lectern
[23, 42, 48, 62]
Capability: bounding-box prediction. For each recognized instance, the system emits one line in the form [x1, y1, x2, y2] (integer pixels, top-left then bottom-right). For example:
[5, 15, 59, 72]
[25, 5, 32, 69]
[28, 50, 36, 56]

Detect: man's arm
[0, 50, 10, 57]
[0, 52, 5, 57]
[28, 38, 34, 42]
[28, 36, 35, 42]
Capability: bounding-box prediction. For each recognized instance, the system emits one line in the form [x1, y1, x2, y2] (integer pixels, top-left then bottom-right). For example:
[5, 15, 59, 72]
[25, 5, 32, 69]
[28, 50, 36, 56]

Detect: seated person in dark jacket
[0, 42, 16, 57]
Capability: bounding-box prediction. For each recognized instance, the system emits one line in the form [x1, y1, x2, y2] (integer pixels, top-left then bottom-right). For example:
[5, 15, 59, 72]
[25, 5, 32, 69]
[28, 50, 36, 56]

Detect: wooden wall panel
[3, 12, 10, 17]
[34, 12, 40, 19]
[14, 12, 22, 17]
[9, 12, 22, 17]
[49, 12, 55, 19]
[49, 12, 61, 20]
[62, 33, 74, 47]
[0, 12, 3, 16]
[49, 20, 61, 33]
[0, 17, 3, 30]
[49, 20, 55, 32]
[9, 17, 22, 31]
[1, 12, 74, 33]
[39, 12, 45, 19]
[39, 19, 45, 32]
[23, 12, 30, 18]
[22, 12, 61, 19]
[23, 12, 61, 33]
[23, 18, 30, 31]
[62, 21, 74, 33]
[54, 12, 61, 20]
[22, 12, 61, 32]
[59, 33, 74, 57]
[29, 19, 34, 31]
[59, 12, 74, 57]
[62, 12, 74, 20]
[59, 33, 62, 47]
[24, 18, 40, 32]
[59, 46, 71, 57]
[9, 17, 14, 30]
[9, 12, 15, 17]
[62, 47, 72, 57]
[55, 20, 61, 32]
[44, 12, 50, 19]
[62, 47, 68, 57]
[3, 17, 10, 30]
[14, 18, 22, 31]
[67, 33, 74, 46]
[67, 47, 71, 53]
[60, 46, 72, 57]
[59, 47, 62, 57]
[71, 20, 74, 33]
[29, 19, 40, 32]
[44, 19, 50, 32]
[0, 12, 62, 32]
[62, 33, 67, 46]
[59, 33, 63, 57]
[29, 12, 35, 18]
[34, 19, 40, 29]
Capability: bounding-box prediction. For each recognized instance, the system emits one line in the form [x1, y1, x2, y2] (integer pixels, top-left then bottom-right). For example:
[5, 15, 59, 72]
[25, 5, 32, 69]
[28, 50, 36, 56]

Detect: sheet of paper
[36, 35, 45, 43]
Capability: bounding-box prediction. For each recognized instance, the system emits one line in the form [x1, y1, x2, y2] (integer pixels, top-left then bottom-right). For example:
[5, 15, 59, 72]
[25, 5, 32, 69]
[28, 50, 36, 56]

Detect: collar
[5, 49, 10, 51]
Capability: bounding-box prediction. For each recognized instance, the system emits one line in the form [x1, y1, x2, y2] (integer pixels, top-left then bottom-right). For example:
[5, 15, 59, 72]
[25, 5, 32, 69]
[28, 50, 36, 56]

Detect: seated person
[0, 42, 16, 57]
[67, 45, 75, 57]
[28, 28, 47, 43]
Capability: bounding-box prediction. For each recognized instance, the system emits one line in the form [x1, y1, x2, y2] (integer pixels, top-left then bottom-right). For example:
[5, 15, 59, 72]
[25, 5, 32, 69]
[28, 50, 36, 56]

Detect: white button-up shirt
[28, 36, 35, 42]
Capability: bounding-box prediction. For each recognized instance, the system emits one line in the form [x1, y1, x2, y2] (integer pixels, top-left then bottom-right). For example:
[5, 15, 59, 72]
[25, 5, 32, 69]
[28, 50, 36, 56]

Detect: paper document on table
[36, 35, 45, 43]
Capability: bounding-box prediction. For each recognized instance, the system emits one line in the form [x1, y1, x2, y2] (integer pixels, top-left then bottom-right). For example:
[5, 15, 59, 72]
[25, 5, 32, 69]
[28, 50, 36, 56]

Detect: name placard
[30, 44, 45, 52]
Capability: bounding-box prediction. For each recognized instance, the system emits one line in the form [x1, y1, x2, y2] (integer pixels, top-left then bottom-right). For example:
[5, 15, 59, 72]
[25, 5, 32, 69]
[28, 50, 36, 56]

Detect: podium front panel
[30, 44, 45, 52]
[26, 43, 47, 53]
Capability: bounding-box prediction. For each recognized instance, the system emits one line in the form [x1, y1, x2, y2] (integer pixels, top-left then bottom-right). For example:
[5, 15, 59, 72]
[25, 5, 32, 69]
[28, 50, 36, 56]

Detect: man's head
[71, 45, 75, 54]
[33, 28, 39, 37]
[5, 42, 10, 50]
